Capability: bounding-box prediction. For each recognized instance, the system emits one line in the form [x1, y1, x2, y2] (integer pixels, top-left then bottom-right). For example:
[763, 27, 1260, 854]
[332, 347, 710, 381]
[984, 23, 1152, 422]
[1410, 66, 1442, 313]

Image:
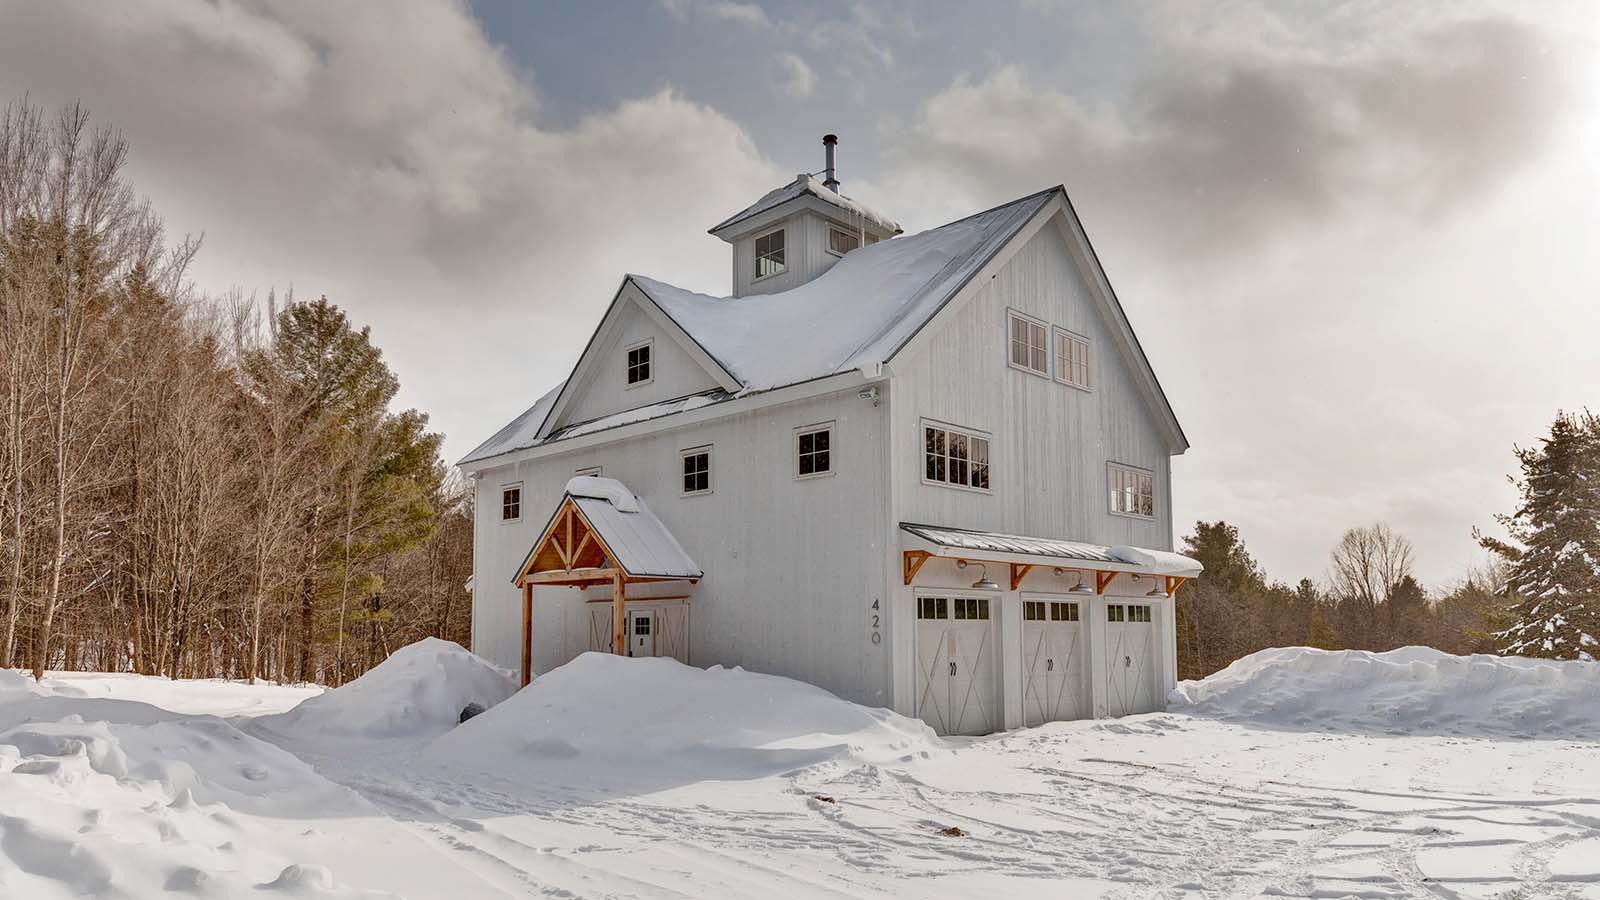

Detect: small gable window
[1008, 311, 1048, 377]
[827, 227, 860, 256]
[796, 422, 833, 478]
[755, 229, 786, 279]
[681, 446, 712, 495]
[626, 339, 652, 386]
[501, 484, 522, 522]
[1055, 328, 1089, 390]
[1108, 463, 1154, 519]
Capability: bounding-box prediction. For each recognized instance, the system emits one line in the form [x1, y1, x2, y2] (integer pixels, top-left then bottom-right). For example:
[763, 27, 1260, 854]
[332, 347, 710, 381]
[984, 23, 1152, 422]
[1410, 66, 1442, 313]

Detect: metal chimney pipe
[822, 134, 839, 193]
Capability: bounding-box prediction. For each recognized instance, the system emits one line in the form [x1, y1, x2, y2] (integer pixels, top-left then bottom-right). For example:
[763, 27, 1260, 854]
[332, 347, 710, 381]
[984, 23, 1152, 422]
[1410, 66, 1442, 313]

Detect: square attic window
[755, 229, 786, 279]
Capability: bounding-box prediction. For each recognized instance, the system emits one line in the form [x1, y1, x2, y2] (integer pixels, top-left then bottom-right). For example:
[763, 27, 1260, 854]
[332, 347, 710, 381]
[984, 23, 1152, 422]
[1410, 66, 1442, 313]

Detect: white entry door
[1103, 603, 1158, 716]
[1022, 599, 1088, 726]
[915, 595, 997, 735]
[626, 609, 655, 658]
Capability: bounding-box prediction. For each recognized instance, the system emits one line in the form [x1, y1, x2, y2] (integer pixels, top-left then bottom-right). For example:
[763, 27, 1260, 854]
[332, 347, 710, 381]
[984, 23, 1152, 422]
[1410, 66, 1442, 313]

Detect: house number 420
[869, 598, 881, 645]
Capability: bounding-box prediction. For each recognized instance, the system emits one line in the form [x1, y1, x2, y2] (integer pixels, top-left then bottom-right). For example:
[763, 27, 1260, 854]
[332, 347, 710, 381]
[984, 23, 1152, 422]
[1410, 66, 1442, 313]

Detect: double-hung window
[1108, 463, 1155, 519]
[754, 229, 786, 279]
[1008, 311, 1049, 377]
[796, 423, 833, 478]
[681, 446, 712, 495]
[923, 421, 991, 491]
[1054, 328, 1089, 389]
[626, 339, 652, 386]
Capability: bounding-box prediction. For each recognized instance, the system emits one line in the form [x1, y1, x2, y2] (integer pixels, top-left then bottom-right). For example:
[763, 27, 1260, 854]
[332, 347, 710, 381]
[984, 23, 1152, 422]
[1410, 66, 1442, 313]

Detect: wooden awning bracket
[1009, 563, 1033, 591]
[902, 550, 932, 585]
[1095, 570, 1116, 594]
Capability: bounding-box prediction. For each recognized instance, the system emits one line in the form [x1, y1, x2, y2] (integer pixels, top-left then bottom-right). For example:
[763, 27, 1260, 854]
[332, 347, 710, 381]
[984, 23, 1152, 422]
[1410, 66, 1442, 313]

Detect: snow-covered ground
[2, 645, 1597, 899]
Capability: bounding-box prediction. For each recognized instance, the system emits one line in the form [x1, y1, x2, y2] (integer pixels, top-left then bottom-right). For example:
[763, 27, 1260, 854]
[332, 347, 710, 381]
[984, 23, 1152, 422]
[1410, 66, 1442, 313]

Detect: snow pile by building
[256, 637, 516, 743]
[424, 653, 939, 787]
[1169, 646, 1600, 738]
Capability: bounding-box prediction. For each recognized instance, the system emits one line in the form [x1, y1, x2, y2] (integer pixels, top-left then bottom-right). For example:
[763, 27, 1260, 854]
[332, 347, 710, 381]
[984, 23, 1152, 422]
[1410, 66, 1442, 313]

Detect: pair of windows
[681, 422, 835, 496]
[1024, 600, 1080, 622]
[923, 422, 991, 491]
[1108, 463, 1155, 519]
[917, 596, 990, 621]
[1009, 311, 1090, 389]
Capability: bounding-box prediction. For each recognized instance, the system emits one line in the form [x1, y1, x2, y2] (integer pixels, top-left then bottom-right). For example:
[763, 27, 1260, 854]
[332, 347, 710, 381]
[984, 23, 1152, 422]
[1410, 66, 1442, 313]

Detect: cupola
[708, 134, 902, 298]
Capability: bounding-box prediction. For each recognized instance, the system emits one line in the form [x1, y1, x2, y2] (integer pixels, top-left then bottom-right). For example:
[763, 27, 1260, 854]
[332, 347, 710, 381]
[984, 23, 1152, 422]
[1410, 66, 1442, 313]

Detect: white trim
[1107, 461, 1156, 520]
[624, 337, 654, 389]
[920, 418, 993, 494]
[1006, 308, 1051, 379]
[680, 444, 713, 496]
[499, 481, 523, 524]
[1052, 326, 1091, 392]
[794, 420, 836, 480]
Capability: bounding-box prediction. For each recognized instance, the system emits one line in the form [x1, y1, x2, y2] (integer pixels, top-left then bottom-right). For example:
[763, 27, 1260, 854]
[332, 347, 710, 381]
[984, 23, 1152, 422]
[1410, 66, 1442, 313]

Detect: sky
[1, 0, 1596, 589]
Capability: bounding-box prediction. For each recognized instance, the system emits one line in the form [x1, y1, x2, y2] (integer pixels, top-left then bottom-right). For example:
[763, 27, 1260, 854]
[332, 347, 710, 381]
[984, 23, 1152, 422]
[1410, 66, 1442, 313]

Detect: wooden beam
[525, 566, 616, 584]
[1095, 570, 1116, 594]
[520, 581, 533, 688]
[564, 505, 574, 567]
[1010, 563, 1033, 591]
[569, 531, 594, 571]
[903, 550, 932, 585]
[1165, 576, 1187, 596]
[585, 594, 690, 604]
[612, 572, 626, 656]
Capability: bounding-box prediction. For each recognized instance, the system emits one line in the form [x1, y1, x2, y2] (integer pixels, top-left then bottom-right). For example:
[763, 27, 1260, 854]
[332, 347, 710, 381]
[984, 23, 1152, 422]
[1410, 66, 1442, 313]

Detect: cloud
[0, 0, 784, 463]
[777, 53, 816, 98]
[880, 11, 1569, 264]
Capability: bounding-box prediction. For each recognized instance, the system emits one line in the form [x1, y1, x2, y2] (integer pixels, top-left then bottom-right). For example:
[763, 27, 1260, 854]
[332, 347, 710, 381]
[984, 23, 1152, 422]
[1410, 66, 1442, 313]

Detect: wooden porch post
[520, 581, 533, 687]
[612, 571, 626, 656]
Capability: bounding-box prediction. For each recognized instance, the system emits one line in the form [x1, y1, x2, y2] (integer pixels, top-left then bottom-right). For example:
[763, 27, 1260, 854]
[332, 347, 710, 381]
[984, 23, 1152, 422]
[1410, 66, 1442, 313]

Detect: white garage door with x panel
[1022, 598, 1088, 726]
[1103, 602, 1158, 716]
[915, 595, 997, 735]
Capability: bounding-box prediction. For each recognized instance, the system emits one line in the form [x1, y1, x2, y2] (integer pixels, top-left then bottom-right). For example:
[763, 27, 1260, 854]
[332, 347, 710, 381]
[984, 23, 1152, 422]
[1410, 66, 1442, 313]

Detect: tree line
[0, 99, 472, 684]
[1176, 409, 1600, 679]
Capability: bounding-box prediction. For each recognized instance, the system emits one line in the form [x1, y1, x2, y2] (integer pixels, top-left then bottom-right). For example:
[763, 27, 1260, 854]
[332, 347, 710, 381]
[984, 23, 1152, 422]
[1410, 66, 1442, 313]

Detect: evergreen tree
[1480, 410, 1600, 659]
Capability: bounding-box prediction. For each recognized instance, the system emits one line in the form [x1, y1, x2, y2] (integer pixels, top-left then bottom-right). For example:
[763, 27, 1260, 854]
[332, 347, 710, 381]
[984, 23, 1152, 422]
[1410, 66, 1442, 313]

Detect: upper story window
[681, 445, 712, 495]
[1054, 328, 1089, 390]
[574, 465, 602, 477]
[796, 422, 833, 478]
[754, 229, 786, 279]
[626, 339, 652, 386]
[501, 484, 522, 522]
[1108, 462, 1154, 519]
[1008, 311, 1049, 377]
[923, 421, 991, 491]
[827, 227, 860, 256]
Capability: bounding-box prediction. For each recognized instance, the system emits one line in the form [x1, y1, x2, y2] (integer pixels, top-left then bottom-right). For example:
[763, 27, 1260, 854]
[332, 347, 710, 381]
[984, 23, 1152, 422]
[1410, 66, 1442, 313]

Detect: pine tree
[1481, 411, 1600, 660]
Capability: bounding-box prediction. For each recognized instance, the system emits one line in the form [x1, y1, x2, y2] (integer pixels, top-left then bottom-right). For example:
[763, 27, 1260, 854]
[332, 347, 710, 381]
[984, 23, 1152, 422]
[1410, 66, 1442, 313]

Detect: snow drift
[258, 638, 516, 742]
[424, 653, 939, 786]
[1169, 646, 1600, 739]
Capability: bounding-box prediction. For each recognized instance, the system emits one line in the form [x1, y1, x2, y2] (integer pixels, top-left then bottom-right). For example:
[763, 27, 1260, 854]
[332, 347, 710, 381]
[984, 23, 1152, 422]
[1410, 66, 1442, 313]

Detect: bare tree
[1328, 522, 1415, 605]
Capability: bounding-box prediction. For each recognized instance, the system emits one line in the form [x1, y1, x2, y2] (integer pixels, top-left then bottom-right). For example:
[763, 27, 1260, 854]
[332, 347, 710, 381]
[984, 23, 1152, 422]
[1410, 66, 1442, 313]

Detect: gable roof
[511, 476, 702, 585]
[708, 173, 902, 238]
[459, 184, 1189, 467]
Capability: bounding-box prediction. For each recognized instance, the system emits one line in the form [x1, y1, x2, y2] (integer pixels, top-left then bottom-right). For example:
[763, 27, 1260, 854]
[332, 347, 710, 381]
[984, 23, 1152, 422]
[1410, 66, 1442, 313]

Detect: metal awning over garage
[899, 521, 1201, 591]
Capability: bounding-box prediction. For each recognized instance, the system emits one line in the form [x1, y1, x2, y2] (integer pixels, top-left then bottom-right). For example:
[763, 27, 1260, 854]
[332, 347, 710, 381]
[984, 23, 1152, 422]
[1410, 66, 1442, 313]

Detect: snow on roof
[639, 188, 1055, 393]
[709, 173, 902, 237]
[569, 484, 702, 580]
[900, 522, 1203, 576]
[458, 380, 564, 465]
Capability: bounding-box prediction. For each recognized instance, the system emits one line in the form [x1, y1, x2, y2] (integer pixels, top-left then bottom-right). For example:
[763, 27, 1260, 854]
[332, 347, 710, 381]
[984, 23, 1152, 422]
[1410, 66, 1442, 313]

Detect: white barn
[459, 136, 1200, 735]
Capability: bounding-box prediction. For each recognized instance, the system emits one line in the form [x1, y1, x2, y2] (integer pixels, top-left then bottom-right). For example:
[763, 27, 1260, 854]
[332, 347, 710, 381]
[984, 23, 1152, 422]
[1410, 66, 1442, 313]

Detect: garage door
[1022, 599, 1088, 726]
[915, 595, 997, 735]
[1104, 602, 1158, 716]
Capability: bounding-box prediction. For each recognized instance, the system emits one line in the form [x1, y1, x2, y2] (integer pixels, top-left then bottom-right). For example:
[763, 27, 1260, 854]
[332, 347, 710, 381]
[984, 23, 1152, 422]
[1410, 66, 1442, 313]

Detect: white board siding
[732, 211, 862, 298]
[890, 222, 1173, 552]
[471, 386, 892, 707]
[558, 301, 721, 430]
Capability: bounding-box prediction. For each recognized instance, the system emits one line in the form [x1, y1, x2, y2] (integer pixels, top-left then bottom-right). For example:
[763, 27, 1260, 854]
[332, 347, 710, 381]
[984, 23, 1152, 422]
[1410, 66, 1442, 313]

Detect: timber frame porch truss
[512, 497, 698, 686]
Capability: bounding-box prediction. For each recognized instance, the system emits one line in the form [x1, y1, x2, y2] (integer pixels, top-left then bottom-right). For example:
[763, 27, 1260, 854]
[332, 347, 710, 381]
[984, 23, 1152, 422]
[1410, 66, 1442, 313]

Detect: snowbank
[257, 638, 516, 742]
[424, 653, 938, 787]
[1169, 646, 1600, 738]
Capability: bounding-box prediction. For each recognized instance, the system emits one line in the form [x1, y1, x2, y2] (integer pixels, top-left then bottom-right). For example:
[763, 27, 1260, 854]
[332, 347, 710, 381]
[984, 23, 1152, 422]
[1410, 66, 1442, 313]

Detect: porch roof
[512, 477, 702, 586]
[899, 522, 1202, 576]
